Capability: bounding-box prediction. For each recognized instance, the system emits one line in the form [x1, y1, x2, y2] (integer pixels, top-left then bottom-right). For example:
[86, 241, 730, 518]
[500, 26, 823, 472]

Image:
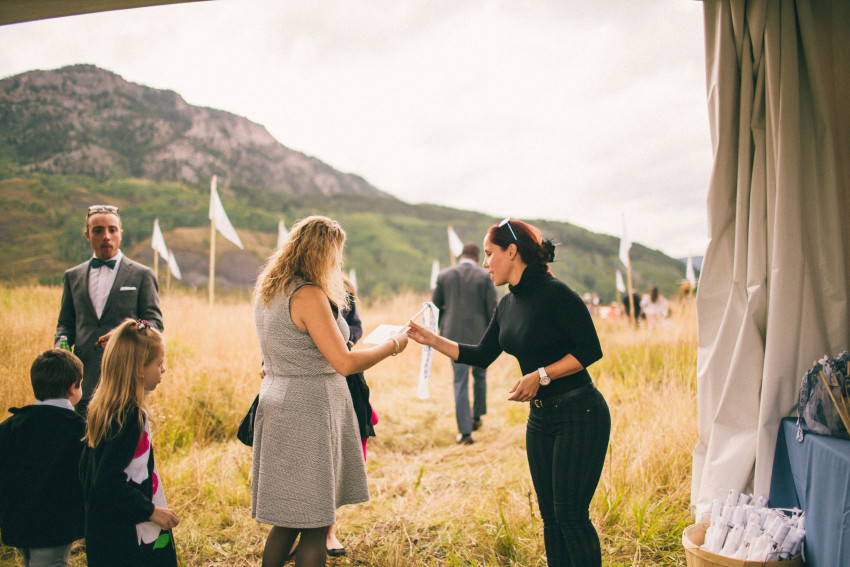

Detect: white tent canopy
[0, 1, 205, 26]
[692, 0, 850, 519]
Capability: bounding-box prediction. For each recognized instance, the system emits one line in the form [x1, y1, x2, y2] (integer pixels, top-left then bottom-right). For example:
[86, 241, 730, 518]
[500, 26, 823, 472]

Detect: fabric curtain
[692, 0, 850, 519]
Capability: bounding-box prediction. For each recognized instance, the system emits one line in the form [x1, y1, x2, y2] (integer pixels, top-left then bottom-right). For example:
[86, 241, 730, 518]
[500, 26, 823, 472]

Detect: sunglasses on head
[499, 218, 518, 241]
[87, 205, 119, 217]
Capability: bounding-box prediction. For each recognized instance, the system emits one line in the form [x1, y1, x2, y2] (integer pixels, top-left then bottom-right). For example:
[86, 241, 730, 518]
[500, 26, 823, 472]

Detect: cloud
[0, 0, 712, 258]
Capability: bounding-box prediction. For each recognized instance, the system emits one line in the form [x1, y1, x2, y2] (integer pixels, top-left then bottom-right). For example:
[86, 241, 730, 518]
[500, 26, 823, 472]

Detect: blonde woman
[252, 216, 408, 567]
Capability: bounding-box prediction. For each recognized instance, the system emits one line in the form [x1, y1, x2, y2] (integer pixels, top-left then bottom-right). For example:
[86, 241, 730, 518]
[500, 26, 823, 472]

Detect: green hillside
[0, 171, 686, 302]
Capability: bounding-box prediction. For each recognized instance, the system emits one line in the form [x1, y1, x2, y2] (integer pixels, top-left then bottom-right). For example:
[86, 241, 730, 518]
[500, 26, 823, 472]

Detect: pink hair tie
[137, 320, 150, 330]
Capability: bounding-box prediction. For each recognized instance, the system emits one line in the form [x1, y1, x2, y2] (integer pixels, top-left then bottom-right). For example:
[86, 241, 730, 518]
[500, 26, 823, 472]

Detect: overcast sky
[0, 0, 712, 259]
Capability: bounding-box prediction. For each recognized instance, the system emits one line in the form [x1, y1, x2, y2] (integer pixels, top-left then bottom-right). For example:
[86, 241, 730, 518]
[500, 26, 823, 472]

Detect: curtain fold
[692, 0, 850, 519]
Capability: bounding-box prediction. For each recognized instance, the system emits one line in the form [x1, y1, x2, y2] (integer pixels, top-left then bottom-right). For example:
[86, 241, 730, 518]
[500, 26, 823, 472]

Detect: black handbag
[237, 394, 259, 446]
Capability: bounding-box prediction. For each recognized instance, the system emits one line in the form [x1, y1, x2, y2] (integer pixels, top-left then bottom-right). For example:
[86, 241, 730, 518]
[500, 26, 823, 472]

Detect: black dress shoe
[327, 547, 347, 557]
[472, 418, 482, 431]
[456, 434, 474, 445]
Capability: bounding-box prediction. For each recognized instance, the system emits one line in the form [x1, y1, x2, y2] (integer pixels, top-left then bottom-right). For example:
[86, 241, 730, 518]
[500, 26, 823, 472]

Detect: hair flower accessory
[137, 320, 150, 330]
[542, 239, 557, 262]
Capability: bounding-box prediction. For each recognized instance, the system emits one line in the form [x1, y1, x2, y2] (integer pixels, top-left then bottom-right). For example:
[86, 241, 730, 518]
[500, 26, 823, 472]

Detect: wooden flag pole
[152, 216, 160, 281]
[209, 215, 216, 304]
[209, 175, 217, 305]
[626, 261, 636, 327]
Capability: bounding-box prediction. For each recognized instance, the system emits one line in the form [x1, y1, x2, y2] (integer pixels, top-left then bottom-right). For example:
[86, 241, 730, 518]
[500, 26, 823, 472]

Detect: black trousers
[526, 386, 611, 567]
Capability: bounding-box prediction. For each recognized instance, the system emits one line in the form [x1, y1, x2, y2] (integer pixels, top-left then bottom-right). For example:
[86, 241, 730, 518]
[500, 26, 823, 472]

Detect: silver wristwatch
[538, 367, 551, 386]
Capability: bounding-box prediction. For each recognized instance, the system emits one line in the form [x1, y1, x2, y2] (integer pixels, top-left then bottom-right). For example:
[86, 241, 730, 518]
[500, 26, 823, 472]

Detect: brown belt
[531, 383, 595, 408]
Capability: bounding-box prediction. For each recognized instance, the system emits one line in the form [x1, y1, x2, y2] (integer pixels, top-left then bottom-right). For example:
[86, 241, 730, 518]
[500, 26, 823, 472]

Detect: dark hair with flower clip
[487, 219, 557, 275]
[85, 318, 164, 448]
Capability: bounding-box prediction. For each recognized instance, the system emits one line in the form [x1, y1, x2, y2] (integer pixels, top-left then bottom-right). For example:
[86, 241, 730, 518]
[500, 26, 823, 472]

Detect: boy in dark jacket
[0, 349, 86, 566]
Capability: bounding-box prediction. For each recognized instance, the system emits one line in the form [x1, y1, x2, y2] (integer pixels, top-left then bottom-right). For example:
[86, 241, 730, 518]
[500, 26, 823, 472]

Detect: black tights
[263, 525, 329, 567]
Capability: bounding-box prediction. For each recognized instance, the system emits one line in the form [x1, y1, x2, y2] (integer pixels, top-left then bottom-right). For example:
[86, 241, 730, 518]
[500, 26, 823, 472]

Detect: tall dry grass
[0, 285, 697, 566]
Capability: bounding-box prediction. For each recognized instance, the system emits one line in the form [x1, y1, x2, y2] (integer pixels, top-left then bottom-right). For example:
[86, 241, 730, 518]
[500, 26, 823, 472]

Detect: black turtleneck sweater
[457, 267, 602, 400]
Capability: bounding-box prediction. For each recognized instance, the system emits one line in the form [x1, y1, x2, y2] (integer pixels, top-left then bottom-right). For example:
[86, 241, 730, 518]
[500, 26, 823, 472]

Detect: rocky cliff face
[0, 64, 388, 198]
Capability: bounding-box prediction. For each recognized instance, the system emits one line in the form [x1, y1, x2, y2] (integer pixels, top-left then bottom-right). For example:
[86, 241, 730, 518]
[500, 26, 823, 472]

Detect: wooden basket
[682, 523, 803, 567]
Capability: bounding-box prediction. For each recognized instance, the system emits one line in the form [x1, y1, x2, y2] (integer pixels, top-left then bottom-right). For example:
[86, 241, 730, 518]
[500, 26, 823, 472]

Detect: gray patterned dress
[251, 280, 369, 527]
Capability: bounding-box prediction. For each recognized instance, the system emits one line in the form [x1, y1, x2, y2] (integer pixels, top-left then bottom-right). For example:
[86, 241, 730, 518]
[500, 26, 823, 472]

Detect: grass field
[0, 285, 697, 566]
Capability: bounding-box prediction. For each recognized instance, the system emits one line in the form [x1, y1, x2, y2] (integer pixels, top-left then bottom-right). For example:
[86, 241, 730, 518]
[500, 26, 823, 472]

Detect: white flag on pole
[209, 178, 244, 249]
[430, 259, 440, 290]
[618, 214, 631, 267]
[348, 268, 357, 293]
[615, 269, 626, 293]
[151, 218, 169, 260]
[447, 226, 464, 258]
[277, 218, 288, 248]
[686, 256, 697, 288]
[167, 250, 183, 281]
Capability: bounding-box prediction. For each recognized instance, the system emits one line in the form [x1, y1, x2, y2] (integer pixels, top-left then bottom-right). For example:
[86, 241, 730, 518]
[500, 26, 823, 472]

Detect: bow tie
[90, 258, 117, 270]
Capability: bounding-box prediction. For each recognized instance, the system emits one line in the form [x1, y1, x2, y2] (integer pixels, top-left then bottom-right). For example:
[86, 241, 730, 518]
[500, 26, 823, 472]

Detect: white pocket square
[120, 286, 137, 291]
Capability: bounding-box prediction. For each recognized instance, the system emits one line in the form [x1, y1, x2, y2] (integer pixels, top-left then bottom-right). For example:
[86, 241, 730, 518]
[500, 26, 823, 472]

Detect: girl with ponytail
[81, 319, 179, 566]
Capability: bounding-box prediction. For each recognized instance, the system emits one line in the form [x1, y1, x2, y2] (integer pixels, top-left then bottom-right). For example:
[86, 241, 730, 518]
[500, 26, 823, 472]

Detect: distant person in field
[251, 215, 408, 567]
[640, 286, 669, 330]
[80, 319, 179, 567]
[432, 242, 497, 445]
[54, 205, 163, 417]
[407, 218, 610, 567]
[605, 301, 621, 322]
[622, 287, 642, 325]
[0, 349, 86, 567]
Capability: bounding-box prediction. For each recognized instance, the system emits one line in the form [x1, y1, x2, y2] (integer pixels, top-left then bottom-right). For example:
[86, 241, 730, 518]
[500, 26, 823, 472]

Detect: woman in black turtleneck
[407, 218, 610, 567]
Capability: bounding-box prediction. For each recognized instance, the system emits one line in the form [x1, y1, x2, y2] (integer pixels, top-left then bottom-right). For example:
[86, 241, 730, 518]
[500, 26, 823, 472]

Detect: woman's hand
[507, 371, 541, 402]
[150, 506, 180, 530]
[406, 320, 435, 346]
[406, 320, 460, 360]
[392, 331, 409, 354]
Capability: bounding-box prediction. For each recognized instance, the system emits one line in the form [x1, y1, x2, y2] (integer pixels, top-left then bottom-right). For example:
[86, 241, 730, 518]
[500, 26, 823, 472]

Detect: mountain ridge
[0, 65, 692, 301]
[0, 64, 390, 198]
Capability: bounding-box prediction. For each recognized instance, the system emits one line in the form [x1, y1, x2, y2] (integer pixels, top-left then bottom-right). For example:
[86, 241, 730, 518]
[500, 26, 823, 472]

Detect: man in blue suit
[55, 205, 163, 416]
[432, 243, 498, 445]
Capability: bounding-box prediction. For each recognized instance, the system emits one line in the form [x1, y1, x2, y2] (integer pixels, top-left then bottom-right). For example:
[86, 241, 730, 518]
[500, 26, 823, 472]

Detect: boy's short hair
[30, 349, 83, 401]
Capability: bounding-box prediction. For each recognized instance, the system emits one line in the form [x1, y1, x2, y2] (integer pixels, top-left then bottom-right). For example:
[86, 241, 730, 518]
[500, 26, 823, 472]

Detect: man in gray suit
[55, 205, 163, 415]
[432, 242, 498, 445]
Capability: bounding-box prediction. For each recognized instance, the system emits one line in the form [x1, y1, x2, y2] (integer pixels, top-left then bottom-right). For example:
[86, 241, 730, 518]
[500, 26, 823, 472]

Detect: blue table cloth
[769, 417, 850, 567]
